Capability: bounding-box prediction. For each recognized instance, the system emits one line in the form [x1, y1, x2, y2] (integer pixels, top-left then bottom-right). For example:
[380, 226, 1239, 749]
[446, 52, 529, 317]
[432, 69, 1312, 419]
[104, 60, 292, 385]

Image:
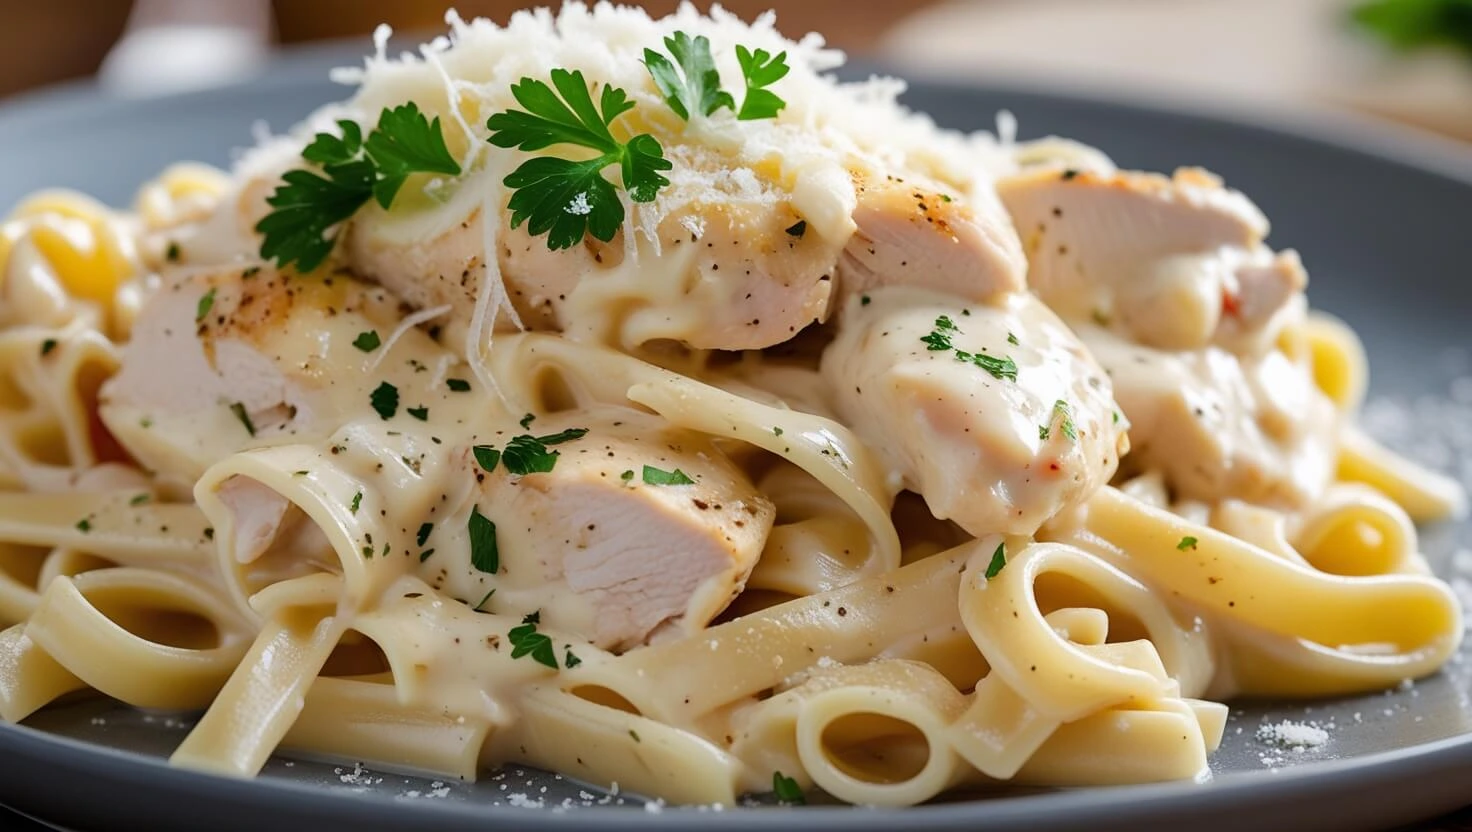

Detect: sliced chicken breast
[837, 172, 1026, 307]
[452, 409, 775, 651]
[347, 190, 844, 352]
[998, 166, 1303, 353]
[1082, 322, 1338, 508]
[98, 263, 430, 482]
[821, 286, 1126, 536]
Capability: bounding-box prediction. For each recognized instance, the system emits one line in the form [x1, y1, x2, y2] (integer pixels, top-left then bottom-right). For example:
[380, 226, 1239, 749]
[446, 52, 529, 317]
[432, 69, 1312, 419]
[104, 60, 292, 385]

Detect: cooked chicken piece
[98, 263, 432, 482]
[452, 409, 775, 651]
[347, 191, 845, 351]
[1081, 323, 1338, 508]
[998, 166, 1304, 353]
[821, 287, 1126, 536]
[838, 172, 1026, 307]
[341, 167, 1025, 354]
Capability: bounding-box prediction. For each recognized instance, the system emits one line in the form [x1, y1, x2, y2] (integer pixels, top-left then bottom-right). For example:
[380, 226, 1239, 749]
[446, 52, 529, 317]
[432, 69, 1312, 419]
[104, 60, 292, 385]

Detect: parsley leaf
[475, 429, 588, 476]
[1041, 399, 1077, 441]
[772, 771, 805, 804]
[446, 378, 471, 392]
[257, 105, 461, 271]
[468, 505, 498, 574]
[643, 465, 695, 486]
[564, 648, 582, 668]
[196, 288, 216, 322]
[735, 45, 790, 120]
[473, 445, 502, 472]
[643, 31, 735, 120]
[350, 492, 363, 515]
[1177, 536, 1199, 551]
[353, 330, 381, 352]
[370, 382, 399, 420]
[363, 103, 464, 208]
[76, 518, 92, 533]
[984, 541, 1007, 579]
[228, 402, 256, 437]
[129, 493, 151, 506]
[416, 522, 433, 546]
[487, 69, 672, 250]
[407, 405, 429, 421]
[39, 338, 57, 357]
[501, 435, 561, 474]
[519, 413, 536, 430]
[508, 611, 558, 669]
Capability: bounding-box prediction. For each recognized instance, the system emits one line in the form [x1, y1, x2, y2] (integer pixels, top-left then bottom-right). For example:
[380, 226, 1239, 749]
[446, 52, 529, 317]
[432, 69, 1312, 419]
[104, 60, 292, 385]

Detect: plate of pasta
[0, 5, 1470, 832]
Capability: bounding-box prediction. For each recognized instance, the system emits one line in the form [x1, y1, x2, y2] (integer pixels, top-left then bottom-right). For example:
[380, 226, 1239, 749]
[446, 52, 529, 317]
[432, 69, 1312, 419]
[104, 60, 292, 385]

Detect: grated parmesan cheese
[1255, 719, 1329, 750]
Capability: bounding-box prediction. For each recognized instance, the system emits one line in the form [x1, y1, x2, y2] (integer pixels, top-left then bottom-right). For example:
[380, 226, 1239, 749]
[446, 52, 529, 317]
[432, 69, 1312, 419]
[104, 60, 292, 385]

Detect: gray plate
[0, 43, 1470, 832]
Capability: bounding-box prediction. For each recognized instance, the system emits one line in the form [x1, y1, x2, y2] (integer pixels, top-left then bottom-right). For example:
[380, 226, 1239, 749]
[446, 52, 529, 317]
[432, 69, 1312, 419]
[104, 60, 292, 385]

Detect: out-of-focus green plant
[1352, 0, 1472, 58]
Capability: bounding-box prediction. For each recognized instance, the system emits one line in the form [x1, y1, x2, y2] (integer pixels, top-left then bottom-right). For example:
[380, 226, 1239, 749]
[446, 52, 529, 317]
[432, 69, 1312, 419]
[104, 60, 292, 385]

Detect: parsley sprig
[644, 32, 734, 120]
[734, 45, 790, 120]
[643, 32, 789, 122]
[984, 541, 1007, 579]
[487, 70, 672, 250]
[256, 103, 461, 271]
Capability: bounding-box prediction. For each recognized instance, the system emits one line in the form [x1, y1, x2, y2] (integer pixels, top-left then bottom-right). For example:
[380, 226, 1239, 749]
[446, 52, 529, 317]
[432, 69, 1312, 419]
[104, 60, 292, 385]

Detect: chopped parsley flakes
[772, 771, 805, 804]
[350, 492, 363, 515]
[468, 506, 498, 574]
[353, 330, 381, 352]
[1177, 536, 1199, 551]
[446, 378, 471, 392]
[642, 465, 695, 486]
[475, 428, 588, 476]
[228, 402, 256, 437]
[919, 314, 1018, 381]
[39, 338, 57, 357]
[370, 381, 399, 420]
[508, 611, 558, 669]
[407, 405, 429, 421]
[984, 541, 1007, 579]
[196, 288, 216, 322]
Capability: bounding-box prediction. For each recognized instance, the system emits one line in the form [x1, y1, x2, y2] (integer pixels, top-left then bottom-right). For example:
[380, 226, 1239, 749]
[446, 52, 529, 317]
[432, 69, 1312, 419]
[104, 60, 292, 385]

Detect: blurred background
[3, 0, 1471, 143]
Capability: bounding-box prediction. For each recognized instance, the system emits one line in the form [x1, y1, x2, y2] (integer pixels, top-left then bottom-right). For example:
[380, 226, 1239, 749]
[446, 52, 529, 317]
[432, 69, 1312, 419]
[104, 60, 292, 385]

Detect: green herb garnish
[772, 771, 805, 804]
[353, 330, 381, 352]
[370, 382, 399, 420]
[39, 338, 57, 357]
[196, 288, 216, 322]
[508, 611, 557, 669]
[468, 505, 498, 574]
[984, 541, 1006, 579]
[350, 492, 363, 515]
[446, 378, 471, 392]
[734, 44, 790, 120]
[407, 405, 429, 421]
[256, 103, 461, 271]
[1177, 536, 1199, 551]
[486, 70, 672, 251]
[416, 522, 433, 547]
[643, 465, 695, 486]
[229, 402, 256, 437]
[643, 31, 735, 120]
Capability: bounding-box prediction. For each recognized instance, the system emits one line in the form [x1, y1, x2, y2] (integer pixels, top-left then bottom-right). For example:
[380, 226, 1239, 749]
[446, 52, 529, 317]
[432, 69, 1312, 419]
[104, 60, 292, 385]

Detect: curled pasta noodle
[1070, 486, 1462, 695]
[1337, 425, 1468, 523]
[22, 568, 252, 713]
[1292, 483, 1422, 577]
